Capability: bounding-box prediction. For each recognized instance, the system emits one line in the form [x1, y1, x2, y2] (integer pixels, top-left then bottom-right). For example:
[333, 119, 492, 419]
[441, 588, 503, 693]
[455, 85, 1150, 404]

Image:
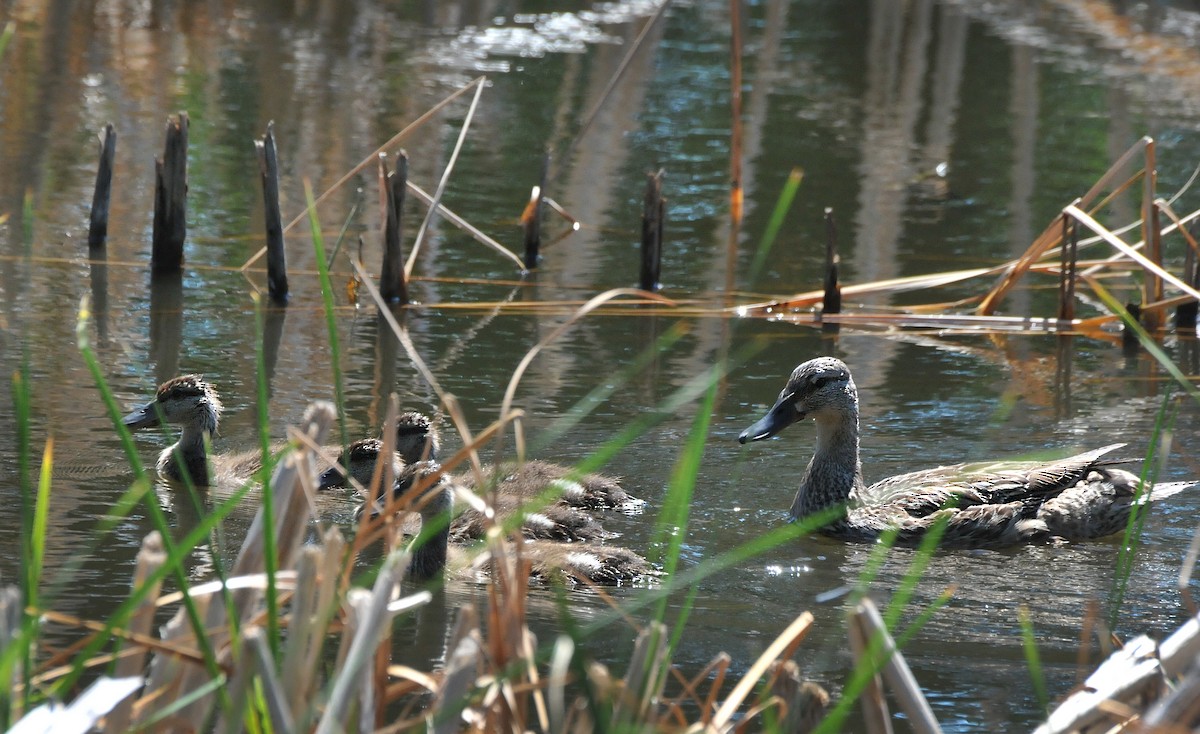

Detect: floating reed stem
[640, 169, 665, 291]
[522, 152, 549, 271]
[381, 152, 409, 304]
[151, 112, 188, 273]
[88, 123, 116, 252]
[823, 207, 842, 317]
[256, 122, 289, 304]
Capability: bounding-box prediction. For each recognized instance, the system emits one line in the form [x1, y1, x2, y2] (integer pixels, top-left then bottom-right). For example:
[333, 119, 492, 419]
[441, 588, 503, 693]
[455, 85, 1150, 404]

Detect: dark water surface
[4, 1, 1200, 730]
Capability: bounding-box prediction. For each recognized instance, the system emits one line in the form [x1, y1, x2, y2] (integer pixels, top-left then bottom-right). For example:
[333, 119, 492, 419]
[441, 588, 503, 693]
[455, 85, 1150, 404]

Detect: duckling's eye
[811, 376, 829, 389]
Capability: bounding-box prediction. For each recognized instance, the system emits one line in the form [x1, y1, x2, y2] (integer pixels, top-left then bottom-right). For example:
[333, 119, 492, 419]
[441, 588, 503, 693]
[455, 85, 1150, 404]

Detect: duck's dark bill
[122, 402, 161, 430]
[738, 396, 800, 444]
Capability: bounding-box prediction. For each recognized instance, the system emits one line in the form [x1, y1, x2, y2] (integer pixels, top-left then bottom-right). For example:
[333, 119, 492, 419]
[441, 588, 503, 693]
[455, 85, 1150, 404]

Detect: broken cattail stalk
[381, 151, 409, 304]
[640, 169, 664, 291]
[1177, 216, 1200, 330]
[846, 607, 892, 734]
[1058, 210, 1077, 321]
[88, 123, 116, 252]
[151, 112, 188, 274]
[1142, 138, 1163, 331]
[522, 152, 550, 271]
[101, 531, 165, 734]
[256, 123, 289, 304]
[823, 207, 842, 318]
[854, 598, 944, 734]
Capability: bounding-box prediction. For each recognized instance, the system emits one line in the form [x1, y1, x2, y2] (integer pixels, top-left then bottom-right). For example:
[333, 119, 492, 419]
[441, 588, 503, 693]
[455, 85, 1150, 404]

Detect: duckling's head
[394, 411, 440, 464]
[317, 438, 402, 491]
[123, 374, 222, 436]
[738, 357, 856, 443]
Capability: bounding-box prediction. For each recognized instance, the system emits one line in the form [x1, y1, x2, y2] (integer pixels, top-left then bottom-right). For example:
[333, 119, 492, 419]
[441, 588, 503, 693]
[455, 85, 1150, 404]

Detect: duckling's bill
[123, 401, 162, 430]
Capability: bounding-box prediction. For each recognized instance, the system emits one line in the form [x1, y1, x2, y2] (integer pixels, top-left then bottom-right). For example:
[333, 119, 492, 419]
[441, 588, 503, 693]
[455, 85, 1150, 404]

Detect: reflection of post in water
[370, 308, 402, 430]
[149, 271, 183, 384]
[260, 303, 287, 400]
[89, 259, 109, 346]
[1054, 335, 1073, 420]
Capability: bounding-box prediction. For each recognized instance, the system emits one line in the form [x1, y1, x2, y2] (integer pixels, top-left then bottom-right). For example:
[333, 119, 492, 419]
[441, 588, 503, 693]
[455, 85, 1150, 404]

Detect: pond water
[3, 0, 1200, 730]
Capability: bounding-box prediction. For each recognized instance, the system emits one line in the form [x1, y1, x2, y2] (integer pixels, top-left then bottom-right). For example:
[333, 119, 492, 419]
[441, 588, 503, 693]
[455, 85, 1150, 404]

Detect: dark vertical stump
[522, 152, 550, 271]
[370, 311, 401, 430]
[640, 169, 664, 291]
[152, 113, 188, 274]
[380, 151, 408, 304]
[1122, 302, 1142, 356]
[88, 123, 116, 252]
[1058, 212, 1077, 321]
[89, 260, 109, 346]
[823, 207, 842, 316]
[256, 122, 288, 304]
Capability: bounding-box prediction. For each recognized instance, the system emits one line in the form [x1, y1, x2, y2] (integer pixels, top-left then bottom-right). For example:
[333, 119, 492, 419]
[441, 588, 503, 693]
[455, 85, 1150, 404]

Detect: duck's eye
[812, 376, 829, 389]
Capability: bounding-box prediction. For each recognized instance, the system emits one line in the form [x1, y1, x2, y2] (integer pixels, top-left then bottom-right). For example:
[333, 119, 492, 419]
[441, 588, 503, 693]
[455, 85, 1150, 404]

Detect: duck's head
[394, 411, 440, 464]
[123, 374, 222, 436]
[318, 438, 403, 491]
[738, 357, 856, 443]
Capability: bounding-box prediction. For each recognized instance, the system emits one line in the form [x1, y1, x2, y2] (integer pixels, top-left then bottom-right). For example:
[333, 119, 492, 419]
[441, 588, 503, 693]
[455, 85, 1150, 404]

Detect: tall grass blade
[1019, 605, 1049, 712]
[748, 168, 803, 285]
[71, 297, 228, 709]
[253, 294, 281, 663]
[304, 179, 349, 453]
[9, 364, 33, 723]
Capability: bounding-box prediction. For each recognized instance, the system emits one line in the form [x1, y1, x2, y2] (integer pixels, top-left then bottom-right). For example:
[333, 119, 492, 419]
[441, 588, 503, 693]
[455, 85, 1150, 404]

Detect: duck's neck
[791, 408, 865, 523]
[408, 486, 452, 581]
[158, 421, 214, 486]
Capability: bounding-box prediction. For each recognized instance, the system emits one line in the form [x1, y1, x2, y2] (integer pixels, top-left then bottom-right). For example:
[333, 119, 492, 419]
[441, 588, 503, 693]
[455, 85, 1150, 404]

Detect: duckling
[319, 438, 609, 543]
[367, 460, 656, 586]
[391, 411, 645, 512]
[122, 375, 261, 486]
[738, 356, 1195, 549]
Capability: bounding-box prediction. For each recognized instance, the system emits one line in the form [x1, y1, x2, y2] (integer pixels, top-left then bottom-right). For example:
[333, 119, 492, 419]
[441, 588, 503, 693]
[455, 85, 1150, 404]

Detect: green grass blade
[748, 167, 803, 286]
[305, 179, 348, 453]
[1019, 605, 1048, 712]
[253, 294, 281, 664]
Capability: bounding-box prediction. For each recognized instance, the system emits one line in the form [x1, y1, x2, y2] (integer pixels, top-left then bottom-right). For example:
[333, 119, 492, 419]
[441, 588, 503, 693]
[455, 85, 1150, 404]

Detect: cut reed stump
[822, 207, 842, 323]
[151, 112, 188, 274]
[256, 122, 288, 304]
[88, 123, 116, 252]
[380, 152, 408, 304]
[522, 152, 550, 271]
[641, 169, 665, 291]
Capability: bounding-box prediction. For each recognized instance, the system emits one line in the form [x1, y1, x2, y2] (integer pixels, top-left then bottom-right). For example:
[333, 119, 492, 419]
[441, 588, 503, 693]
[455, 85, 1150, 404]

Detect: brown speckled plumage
[123, 375, 230, 486]
[739, 357, 1194, 549]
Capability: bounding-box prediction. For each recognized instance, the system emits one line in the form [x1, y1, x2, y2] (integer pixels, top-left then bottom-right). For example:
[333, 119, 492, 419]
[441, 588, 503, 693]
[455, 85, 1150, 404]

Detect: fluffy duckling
[739, 356, 1195, 548]
[370, 461, 656, 586]
[123, 375, 261, 486]
[319, 438, 608, 543]
[391, 411, 645, 512]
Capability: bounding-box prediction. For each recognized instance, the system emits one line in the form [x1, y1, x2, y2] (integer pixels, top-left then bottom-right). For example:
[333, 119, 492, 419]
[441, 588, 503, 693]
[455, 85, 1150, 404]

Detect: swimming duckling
[319, 438, 609, 543]
[738, 356, 1195, 549]
[122, 375, 261, 486]
[371, 461, 656, 586]
[391, 411, 645, 512]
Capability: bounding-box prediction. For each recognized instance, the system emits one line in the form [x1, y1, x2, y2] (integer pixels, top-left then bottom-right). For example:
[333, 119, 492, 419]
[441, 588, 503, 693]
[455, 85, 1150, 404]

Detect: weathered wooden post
[88, 123, 116, 251]
[256, 122, 288, 304]
[152, 113, 188, 273]
[380, 151, 408, 304]
[640, 169, 664, 291]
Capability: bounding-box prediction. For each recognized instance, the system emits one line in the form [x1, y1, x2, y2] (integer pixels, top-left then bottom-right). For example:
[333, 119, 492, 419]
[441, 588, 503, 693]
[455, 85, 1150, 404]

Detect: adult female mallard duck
[738, 356, 1194, 549]
[319, 438, 610, 543]
[122, 375, 262, 486]
[367, 460, 656, 586]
